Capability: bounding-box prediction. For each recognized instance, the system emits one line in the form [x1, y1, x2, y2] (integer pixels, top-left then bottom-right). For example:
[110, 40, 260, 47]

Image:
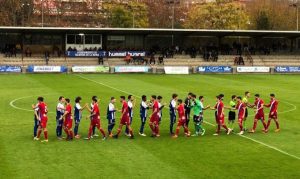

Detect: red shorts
[255, 113, 265, 120]
[91, 119, 101, 127]
[40, 117, 48, 128]
[177, 119, 186, 127]
[217, 116, 225, 125]
[238, 116, 244, 123]
[269, 112, 277, 119]
[120, 115, 130, 125]
[64, 119, 73, 130]
[150, 114, 159, 124]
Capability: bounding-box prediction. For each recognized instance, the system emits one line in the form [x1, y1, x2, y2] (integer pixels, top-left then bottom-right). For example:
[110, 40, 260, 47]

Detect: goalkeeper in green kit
[191, 94, 210, 136]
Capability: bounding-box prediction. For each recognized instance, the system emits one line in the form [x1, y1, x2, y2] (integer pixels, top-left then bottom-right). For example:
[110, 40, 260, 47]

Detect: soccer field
[0, 74, 299, 178]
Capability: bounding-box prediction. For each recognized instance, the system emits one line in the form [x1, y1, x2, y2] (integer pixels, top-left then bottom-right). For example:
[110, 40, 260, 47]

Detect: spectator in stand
[25, 47, 32, 57]
[158, 56, 164, 65]
[124, 53, 131, 65]
[149, 54, 155, 65]
[45, 51, 50, 65]
[238, 56, 245, 65]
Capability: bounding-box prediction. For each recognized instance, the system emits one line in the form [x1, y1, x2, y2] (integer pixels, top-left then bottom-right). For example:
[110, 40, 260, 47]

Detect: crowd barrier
[1, 65, 300, 74]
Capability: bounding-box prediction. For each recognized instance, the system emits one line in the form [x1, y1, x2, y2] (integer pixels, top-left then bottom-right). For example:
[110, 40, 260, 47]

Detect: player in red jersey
[85, 96, 106, 140]
[34, 97, 49, 142]
[234, 96, 246, 135]
[211, 94, 230, 135]
[173, 99, 190, 138]
[264, 94, 280, 132]
[113, 96, 134, 139]
[249, 94, 267, 133]
[149, 95, 160, 137]
[61, 98, 74, 141]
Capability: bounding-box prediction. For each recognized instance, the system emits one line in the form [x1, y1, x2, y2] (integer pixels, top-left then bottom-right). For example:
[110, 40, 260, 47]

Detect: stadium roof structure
[1, 27, 300, 38]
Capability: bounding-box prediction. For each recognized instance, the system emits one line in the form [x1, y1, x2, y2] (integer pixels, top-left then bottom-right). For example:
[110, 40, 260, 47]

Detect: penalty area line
[76, 74, 300, 161]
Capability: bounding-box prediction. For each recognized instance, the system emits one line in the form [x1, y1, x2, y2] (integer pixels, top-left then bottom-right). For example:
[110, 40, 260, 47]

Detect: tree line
[0, 0, 297, 30]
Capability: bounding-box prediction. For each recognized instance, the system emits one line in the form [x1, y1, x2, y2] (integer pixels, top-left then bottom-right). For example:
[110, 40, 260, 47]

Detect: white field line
[75, 74, 300, 160]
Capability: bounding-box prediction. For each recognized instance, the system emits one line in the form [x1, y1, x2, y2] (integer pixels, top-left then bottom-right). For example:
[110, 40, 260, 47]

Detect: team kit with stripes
[32, 92, 279, 142]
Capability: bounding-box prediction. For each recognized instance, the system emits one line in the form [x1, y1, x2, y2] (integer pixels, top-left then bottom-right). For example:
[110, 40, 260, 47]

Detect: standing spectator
[45, 51, 50, 65]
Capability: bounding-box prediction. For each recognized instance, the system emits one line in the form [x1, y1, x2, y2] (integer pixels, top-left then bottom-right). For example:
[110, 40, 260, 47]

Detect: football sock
[199, 125, 204, 133]
[175, 128, 180, 135]
[129, 130, 134, 137]
[74, 125, 79, 136]
[69, 131, 74, 139]
[140, 122, 145, 133]
[44, 130, 48, 140]
[222, 125, 229, 131]
[155, 125, 159, 135]
[275, 120, 280, 129]
[116, 128, 121, 136]
[267, 120, 271, 129]
[253, 121, 257, 130]
[100, 128, 106, 137]
[149, 124, 155, 134]
[37, 129, 42, 138]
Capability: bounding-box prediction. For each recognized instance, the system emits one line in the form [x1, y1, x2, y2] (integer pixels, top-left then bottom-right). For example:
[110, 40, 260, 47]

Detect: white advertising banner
[164, 66, 189, 74]
[72, 66, 109, 73]
[237, 66, 270, 73]
[33, 66, 62, 72]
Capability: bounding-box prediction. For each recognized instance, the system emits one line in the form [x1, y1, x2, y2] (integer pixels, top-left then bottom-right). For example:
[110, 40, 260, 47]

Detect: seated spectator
[238, 56, 245, 65]
[158, 56, 164, 65]
[25, 47, 32, 57]
[124, 53, 132, 64]
[149, 54, 155, 65]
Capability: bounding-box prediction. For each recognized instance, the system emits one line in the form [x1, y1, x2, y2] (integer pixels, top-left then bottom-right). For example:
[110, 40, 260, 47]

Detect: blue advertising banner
[275, 66, 300, 73]
[0, 66, 21, 73]
[66, 51, 106, 57]
[197, 66, 232, 73]
[27, 66, 68, 73]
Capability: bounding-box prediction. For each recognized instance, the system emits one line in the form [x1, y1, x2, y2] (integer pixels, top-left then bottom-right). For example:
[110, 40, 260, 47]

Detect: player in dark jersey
[169, 94, 178, 135]
[56, 96, 65, 140]
[184, 92, 193, 127]
[139, 95, 149, 136]
[107, 97, 117, 137]
[125, 95, 135, 136]
[74, 96, 88, 139]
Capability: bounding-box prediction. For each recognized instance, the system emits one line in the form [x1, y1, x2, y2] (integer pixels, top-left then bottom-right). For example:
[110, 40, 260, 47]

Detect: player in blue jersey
[107, 97, 117, 137]
[32, 102, 40, 139]
[139, 95, 149, 136]
[125, 95, 135, 136]
[56, 96, 65, 140]
[169, 94, 178, 135]
[74, 96, 88, 139]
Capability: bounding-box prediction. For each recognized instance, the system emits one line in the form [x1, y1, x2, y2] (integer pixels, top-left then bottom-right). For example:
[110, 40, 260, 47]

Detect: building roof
[0, 26, 300, 38]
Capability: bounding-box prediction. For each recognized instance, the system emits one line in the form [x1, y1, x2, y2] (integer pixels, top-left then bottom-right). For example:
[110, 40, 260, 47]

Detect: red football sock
[64, 128, 69, 136]
[155, 125, 159, 135]
[37, 129, 42, 138]
[44, 130, 48, 140]
[267, 120, 271, 129]
[262, 121, 267, 129]
[239, 122, 243, 132]
[222, 125, 229, 131]
[69, 131, 74, 138]
[253, 121, 257, 130]
[100, 128, 106, 137]
[129, 130, 134, 136]
[149, 124, 155, 134]
[175, 128, 179, 135]
[216, 125, 221, 133]
[275, 121, 280, 129]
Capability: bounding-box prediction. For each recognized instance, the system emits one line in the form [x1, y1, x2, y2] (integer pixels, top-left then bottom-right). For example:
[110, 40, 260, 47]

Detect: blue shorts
[108, 119, 115, 125]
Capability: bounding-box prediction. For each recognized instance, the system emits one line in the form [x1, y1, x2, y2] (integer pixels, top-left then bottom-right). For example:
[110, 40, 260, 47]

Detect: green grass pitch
[0, 74, 299, 178]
